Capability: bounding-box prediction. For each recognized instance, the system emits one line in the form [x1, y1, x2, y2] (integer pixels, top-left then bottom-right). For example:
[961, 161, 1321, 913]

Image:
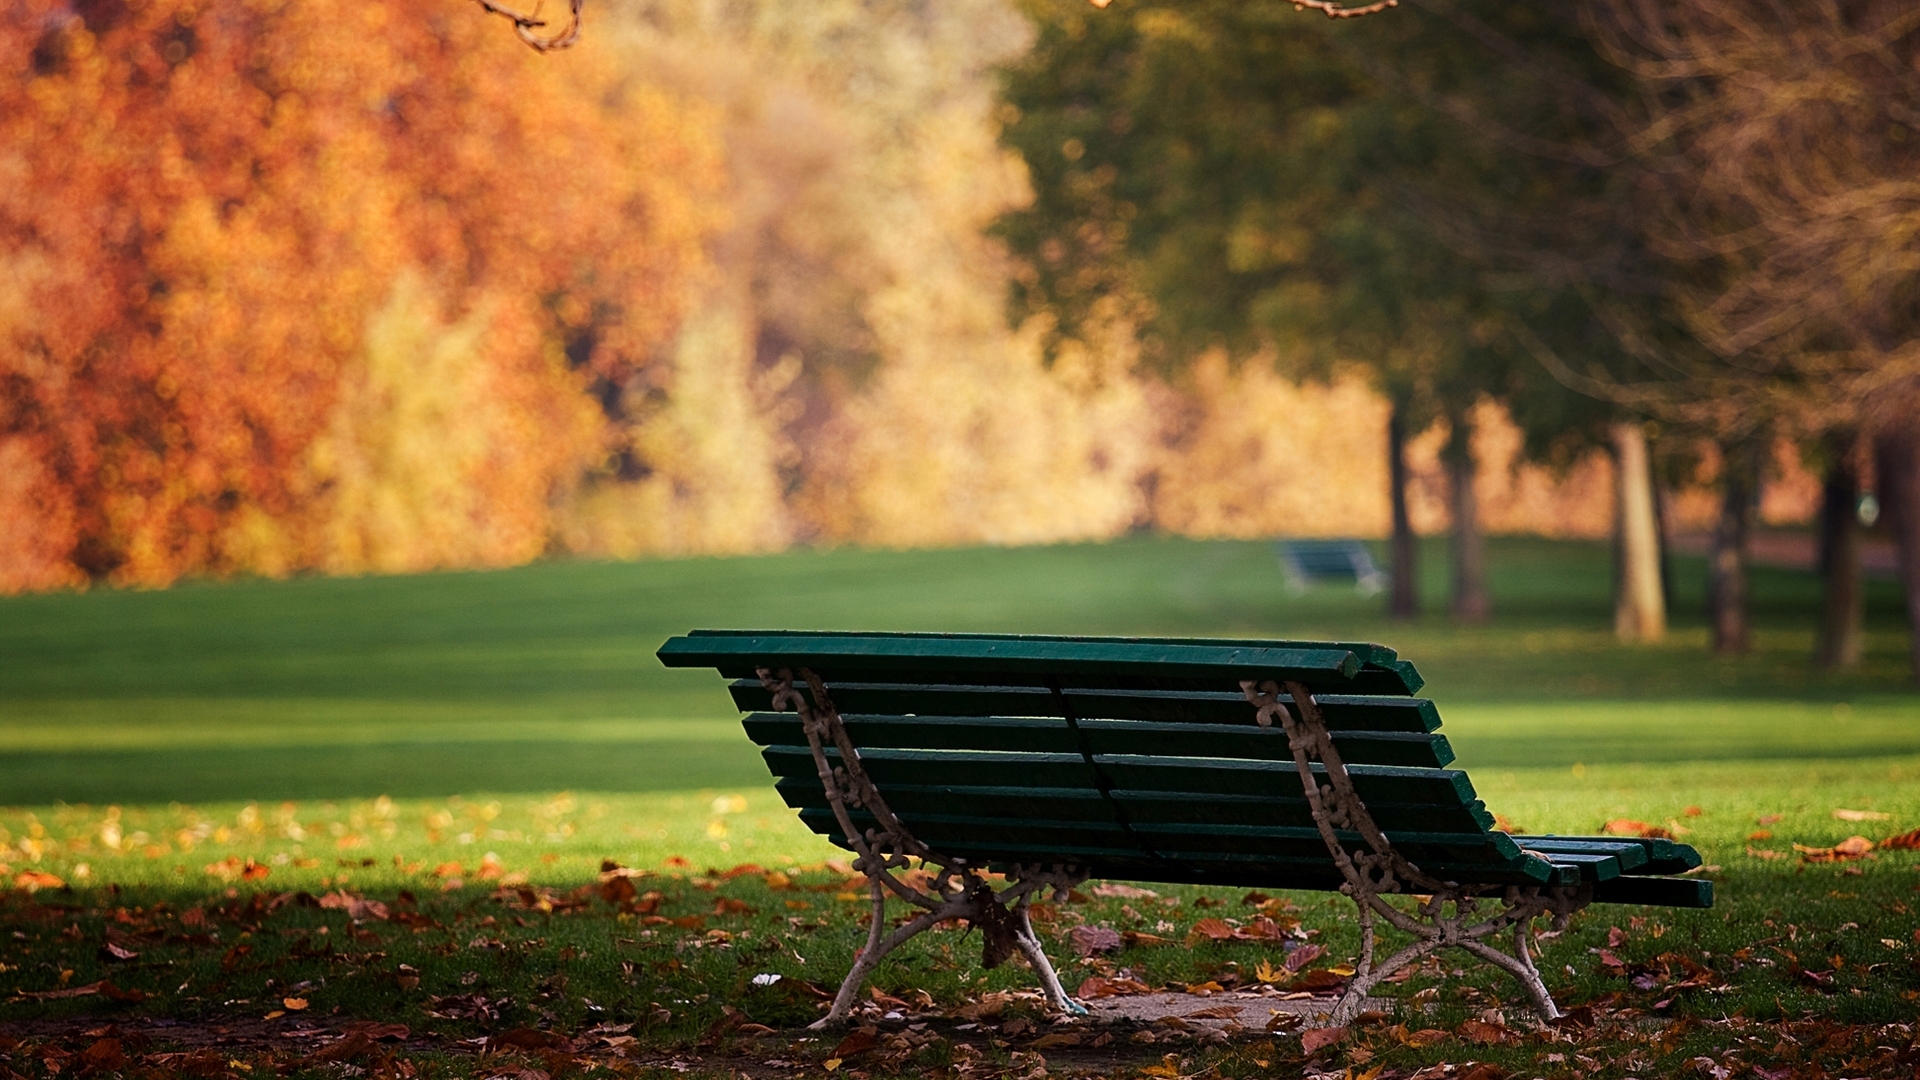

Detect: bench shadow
[0, 739, 771, 805]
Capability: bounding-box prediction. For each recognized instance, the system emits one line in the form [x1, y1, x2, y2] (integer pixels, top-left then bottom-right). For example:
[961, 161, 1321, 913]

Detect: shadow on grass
[0, 738, 770, 805]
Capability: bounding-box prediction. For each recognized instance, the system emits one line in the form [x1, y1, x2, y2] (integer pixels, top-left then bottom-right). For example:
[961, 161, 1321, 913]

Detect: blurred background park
[3, 0, 1920, 886]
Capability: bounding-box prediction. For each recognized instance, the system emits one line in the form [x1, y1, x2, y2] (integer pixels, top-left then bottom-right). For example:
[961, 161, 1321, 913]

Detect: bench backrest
[658, 630, 1570, 891]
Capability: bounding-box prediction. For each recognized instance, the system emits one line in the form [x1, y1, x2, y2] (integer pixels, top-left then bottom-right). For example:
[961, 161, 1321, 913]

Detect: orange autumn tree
[0, 0, 722, 588]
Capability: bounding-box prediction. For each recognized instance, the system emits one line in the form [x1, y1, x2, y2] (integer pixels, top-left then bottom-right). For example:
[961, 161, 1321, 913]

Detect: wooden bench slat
[771, 777, 1498, 834]
[773, 778, 1118, 822]
[759, 745, 1476, 805]
[1590, 876, 1714, 908]
[729, 682, 1444, 732]
[800, 807, 1524, 865]
[1532, 852, 1623, 881]
[1111, 789, 1500, 833]
[1512, 838, 1649, 873]
[1521, 835, 1701, 874]
[690, 628, 1405, 669]
[798, 815, 1566, 890]
[1148, 850, 1571, 888]
[660, 631, 1399, 694]
[741, 714, 1454, 768]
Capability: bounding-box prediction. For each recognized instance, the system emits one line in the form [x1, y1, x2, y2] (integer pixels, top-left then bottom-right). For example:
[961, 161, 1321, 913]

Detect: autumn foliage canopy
[0, 0, 722, 589]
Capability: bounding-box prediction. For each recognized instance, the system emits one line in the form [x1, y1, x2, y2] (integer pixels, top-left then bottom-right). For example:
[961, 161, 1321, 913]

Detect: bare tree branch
[477, 0, 582, 52]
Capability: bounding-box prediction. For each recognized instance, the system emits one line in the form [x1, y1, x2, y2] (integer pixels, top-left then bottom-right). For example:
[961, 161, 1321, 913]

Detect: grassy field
[2, 535, 1918, 1078]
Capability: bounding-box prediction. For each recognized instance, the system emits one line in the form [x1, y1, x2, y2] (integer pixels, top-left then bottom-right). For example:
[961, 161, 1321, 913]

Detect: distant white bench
[1277, 539, 1386, 596]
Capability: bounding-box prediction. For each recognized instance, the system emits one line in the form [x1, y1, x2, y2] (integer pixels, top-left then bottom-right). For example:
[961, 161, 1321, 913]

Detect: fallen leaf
[1607, 925, 1627, 948]
[1756, 814, 1783, 825]
[1795, 836, 1874, 863]
[1881, 828, 1920, 850]
[1748, 830, 1774, 841]
[1286, 969, 1348, 993]
[1300, 1025, 1347, 1055]
[1187, 918, 1236, 943]
[1602, 819, 1672, 839]
[1076, 976, 1150, 998]
[831, 1028, 879, 1059]
[97, 942, 138, 963]
[76, 1038, 125, 1072]
[1265, 1011, 1303, 1032]
[1284, 943, 1326, 971]
[1089, 883, 1158, 898]
[1069, 925, 1123, 957]
[1833, 808, 1891, 822]
[1403, 1028, 1449, 1047]
[14, 870, 66, 891]
[282, 997, 309, 1011]
[309, 1032, 374, 1064]
[1030, 1032, 1082, 1049]
[1458, 1019, 1510, 1044]
[1183, 1005, 1242, 1019]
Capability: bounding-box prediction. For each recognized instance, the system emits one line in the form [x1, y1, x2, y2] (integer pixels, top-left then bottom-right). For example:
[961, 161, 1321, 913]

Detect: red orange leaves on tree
[0, 0, 722, 589]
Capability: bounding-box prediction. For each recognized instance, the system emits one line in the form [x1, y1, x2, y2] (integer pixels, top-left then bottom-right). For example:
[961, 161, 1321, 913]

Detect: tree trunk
[1653, 474, 1675, 613]
[1446, 414, 1491, 622]
[1388, 407, 1419, 619]
[1815, 433, 1863, 671]
[1708, 440, 1760, 655]
[1874, 423, 1920, 685]
[1612, 421, 1665, 642]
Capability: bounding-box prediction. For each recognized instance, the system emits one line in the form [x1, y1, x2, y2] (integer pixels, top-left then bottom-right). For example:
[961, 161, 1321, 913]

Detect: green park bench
[656, 630, 1711, 1027]
[1277, 539, 1387, 596]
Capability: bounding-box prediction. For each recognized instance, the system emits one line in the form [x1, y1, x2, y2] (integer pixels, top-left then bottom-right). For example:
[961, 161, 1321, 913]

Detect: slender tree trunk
[1612, 421, 1665, 642]
[1445, 413, 1490, 622]
[1874, 423, 1920, 686]
[1709, 440, 1761, 655]
[1388, 407, 1419, 618]
[1653, 473, 1675, 613]
[1815, 432, 1863, 671]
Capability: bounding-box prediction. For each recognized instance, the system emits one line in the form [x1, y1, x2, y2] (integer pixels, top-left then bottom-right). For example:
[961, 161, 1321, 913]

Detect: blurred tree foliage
[994, 0, 1650, 618]
[0, 0, 723, 588]
[994, 0, 1919, 668]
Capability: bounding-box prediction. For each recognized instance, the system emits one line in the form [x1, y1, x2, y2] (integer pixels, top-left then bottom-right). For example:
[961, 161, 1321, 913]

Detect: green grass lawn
[2, 535, 1918, 1078]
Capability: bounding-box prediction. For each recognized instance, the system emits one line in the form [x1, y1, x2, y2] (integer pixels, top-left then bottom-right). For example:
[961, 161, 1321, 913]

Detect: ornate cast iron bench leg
[1241, 680, 1590, 1024]
[758, 667, 1088, 1027]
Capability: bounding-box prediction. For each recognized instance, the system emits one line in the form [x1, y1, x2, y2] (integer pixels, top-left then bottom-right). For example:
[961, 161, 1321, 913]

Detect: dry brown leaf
[1075, 975, 1150, 998]
[1300, 1025, 1348, 1054]
[1187, 917, 1235, 943]
[830, 1028, 879, 1059]
[1880, 828, 1920, 850]
[1832, 808, 1891, 822]
[1795, 836, 1874, 862]
[1458, 1018, 1510, 1044]
[1089, 882, 1159, 898]
[1602, 819, 1672, 839]
[1029, 1032, 1082, 1049]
